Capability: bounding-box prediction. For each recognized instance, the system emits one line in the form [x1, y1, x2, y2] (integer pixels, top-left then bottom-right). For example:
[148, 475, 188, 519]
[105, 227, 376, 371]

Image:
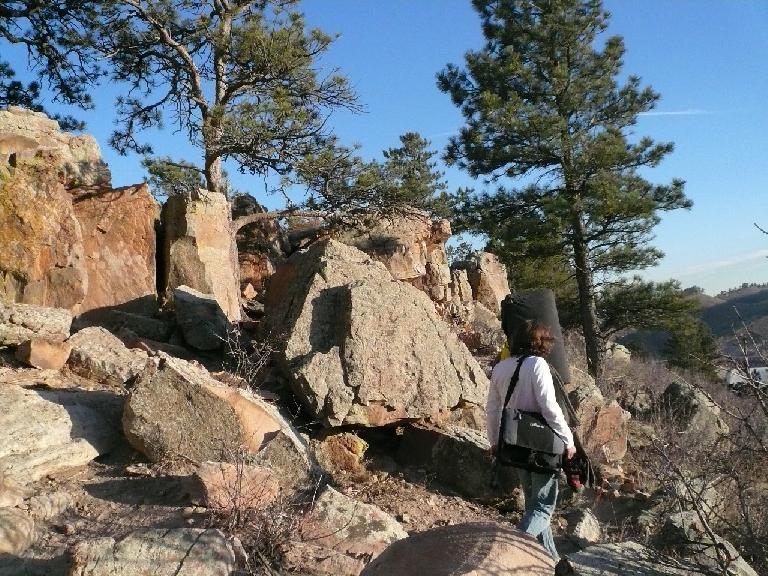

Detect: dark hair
[509, 320, 554, 357]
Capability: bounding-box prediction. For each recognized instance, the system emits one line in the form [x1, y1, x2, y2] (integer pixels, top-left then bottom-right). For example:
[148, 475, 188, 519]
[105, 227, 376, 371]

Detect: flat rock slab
[67, 327, 148, 387]
[68, 528, 235, 576]
[556, 541, 699, 576]
[0, 385, 122, 486]
[0, 302, 72, 345]
[361, 522, 554, 575]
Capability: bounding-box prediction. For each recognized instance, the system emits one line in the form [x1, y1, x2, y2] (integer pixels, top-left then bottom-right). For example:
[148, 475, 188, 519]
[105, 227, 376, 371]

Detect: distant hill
[700, 286, 768, 337]
[618, 284, 768, 361]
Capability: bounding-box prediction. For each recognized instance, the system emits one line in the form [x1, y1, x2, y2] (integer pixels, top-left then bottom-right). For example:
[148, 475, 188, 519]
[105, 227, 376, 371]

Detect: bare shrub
[220, 327, 280, 390]
[627, 324, 768, 575]
[206, 445, 322, 575]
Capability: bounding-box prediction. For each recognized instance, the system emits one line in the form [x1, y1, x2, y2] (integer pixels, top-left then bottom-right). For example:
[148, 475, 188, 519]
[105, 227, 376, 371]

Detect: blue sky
[2, 0, 766, 295]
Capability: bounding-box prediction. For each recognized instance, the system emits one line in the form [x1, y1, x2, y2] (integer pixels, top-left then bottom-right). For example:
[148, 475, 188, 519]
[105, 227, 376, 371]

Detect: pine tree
[439, 0, 691, 379]
[87, 0, 359, 197]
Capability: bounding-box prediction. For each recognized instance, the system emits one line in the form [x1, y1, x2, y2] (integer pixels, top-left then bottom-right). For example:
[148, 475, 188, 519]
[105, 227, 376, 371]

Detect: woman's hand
[565, 446, 576, 460]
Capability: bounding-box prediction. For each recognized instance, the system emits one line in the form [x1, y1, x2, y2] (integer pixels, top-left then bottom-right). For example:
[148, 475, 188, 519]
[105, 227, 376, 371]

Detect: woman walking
[486, 321, 575, 561]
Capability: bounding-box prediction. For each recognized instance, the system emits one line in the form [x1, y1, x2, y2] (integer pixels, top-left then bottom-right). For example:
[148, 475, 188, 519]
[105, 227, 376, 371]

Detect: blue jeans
[517, 469, 559, 561]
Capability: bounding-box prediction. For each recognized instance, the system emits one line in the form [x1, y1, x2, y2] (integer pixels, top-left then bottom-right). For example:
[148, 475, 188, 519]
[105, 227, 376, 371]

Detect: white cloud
[667, 249, 768, 279]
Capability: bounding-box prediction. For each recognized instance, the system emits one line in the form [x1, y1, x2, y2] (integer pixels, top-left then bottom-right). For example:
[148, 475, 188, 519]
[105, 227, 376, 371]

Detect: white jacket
[486, 355, 574, 449]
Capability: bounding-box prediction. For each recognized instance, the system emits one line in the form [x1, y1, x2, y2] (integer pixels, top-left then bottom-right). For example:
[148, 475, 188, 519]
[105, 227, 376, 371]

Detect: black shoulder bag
[496, 355, 566, 474]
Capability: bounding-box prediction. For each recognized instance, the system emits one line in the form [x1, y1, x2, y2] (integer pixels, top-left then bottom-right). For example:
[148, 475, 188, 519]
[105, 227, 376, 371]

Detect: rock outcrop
[71, 184, 158, 315]
[263, 239, 488, 427]
[161, 190, 241, 322]
[336, 212, 459, 305]
[361, 522, 555, 575]
[69, 528, 235, 576]
[0, 385, 122, 486]
[0, 160, 88, 309]
[0, 107, 111, 188]
[456, 252, 511, 315]
[232, 194, 288, 299]
[659, 511, 758, 576]
[123, 354, 310, 482]
[0, 109, 158, 315]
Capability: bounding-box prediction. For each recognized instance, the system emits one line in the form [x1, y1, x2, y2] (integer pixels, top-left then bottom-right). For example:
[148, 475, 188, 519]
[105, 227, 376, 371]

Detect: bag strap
[496, 355, 530, 458]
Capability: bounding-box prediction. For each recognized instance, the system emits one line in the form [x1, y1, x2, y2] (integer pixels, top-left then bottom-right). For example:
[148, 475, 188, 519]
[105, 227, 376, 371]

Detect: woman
[486, 321, 575, 561]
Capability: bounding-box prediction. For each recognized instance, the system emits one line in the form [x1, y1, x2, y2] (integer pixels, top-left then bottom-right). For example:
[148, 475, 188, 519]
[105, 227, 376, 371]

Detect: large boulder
[0, 385, 122, 486]
[71, 184, 159, 316]
[361, 522, 555, 575]
[262, 239, 488, 427]
[566, 368, 630, 463]
[0, 302, 72, 345]
[0, 109, 160, 315]
[299, 486, 407, 560]
[123, 354, 310, 483]
[67, 327, 149, 388]
[660, 380, 729, 445]
[161, 190, 241, 322]
[555, 540, 704, 576]
[68, 528, 235, 576]
[396, 424, 519, 501]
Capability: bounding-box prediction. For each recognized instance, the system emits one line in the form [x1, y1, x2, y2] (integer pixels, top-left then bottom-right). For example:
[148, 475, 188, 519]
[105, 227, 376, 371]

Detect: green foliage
[142, 157, 205, 198]
[664, 319, 719, 377]
[599, 277, 698, 338]
[445, 240, 478, 266]
[87, 0, 359, 196]
[439, 0, 691, 377]
[299, 132, 450, 218]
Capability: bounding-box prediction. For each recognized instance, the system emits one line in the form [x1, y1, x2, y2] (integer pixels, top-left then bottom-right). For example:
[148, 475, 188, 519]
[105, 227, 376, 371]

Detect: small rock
[565, 509, 601, 549]
[15, 338, 72, 370]
[300, 486, 407, 559]
[194, 461, 280, 513]
[27, 490, 73, 521]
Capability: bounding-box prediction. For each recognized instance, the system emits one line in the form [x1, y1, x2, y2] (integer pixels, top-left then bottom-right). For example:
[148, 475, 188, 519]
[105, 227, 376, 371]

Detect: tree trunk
[204, 151, 223, 195]
[571, 212, 603, 381]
